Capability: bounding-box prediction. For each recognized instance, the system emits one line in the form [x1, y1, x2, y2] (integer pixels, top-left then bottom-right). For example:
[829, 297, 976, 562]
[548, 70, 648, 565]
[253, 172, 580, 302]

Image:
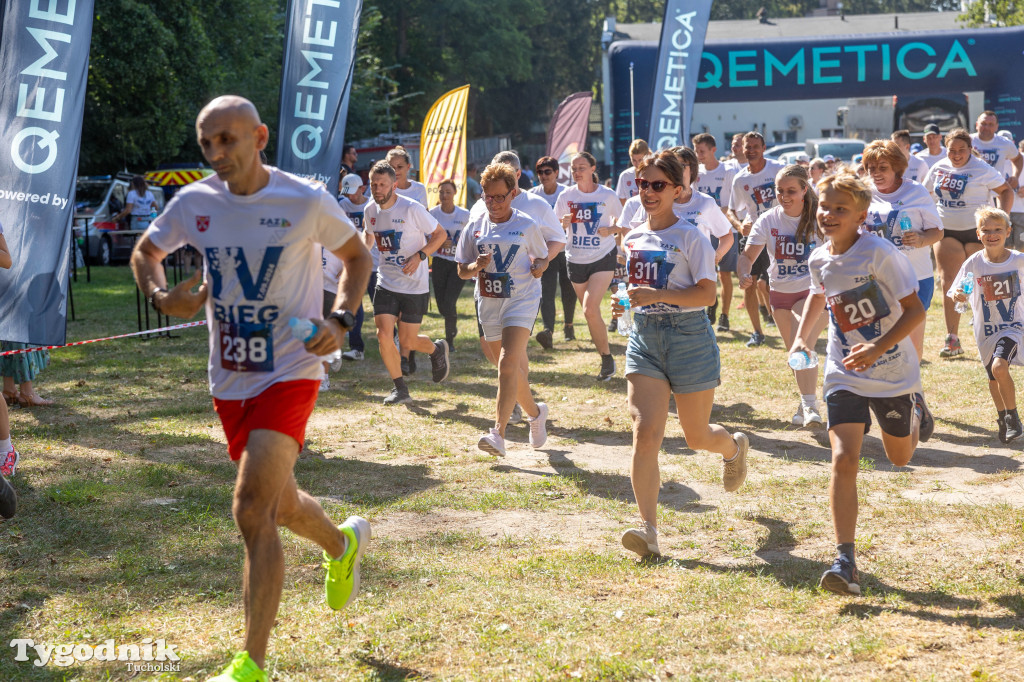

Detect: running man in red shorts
[130, 96, 373, 682]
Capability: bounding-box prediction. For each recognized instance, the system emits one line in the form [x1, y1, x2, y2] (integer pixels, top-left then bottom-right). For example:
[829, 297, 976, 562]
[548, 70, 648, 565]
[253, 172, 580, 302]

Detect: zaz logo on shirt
[569, 202, 602, 235]
[206, 246, 283, 301]
[935, 171, 969, 202]
[259, 218, 292, 228]
[751, 182, 776, 212]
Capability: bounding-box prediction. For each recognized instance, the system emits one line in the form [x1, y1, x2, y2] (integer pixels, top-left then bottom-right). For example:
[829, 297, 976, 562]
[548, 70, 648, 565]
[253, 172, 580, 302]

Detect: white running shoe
[319, 375, 330, 392]
[477, 428, 506, 457]
[509, 403, 523, 424]
[621, 521, 660, 557]
[802, 404, 823, 427]
[791, 402, 804, 426]
[341, 349, 364, 362]
[527, 403, 548, 448]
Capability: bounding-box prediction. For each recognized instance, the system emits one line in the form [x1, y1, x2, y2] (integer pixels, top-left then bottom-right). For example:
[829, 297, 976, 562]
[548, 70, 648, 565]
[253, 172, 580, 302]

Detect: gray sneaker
[430, 340, 450, 383]
[383, 387, 412, 405]
[621, 521, 660, 557]
[509, 403, 523, 424]
[723, 432, 748, 492]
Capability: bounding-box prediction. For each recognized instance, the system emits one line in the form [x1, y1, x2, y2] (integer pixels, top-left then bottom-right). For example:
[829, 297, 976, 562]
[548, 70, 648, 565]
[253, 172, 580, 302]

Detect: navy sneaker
[820, 554, 860, 596]
[914, 393, 934, 442]
[745, 331, 765, 348]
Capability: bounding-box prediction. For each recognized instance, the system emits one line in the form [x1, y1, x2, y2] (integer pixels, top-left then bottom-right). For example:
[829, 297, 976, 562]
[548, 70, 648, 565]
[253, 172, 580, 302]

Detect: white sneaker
[341, 349, 364, 362]
[527, 403, 548, 448]
[791, 402, 804, 426]
[327, 349, 343, 371]
[802, 403, 823, 427]
[319, 375, 330, 392]
[621, 521, 660, 557]
[509, 403, 523, 424]
[477, 428, 506, 457]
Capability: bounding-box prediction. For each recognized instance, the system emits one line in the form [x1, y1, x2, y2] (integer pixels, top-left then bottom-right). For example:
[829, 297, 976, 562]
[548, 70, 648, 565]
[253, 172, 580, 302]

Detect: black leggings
[540, 251, 577, 331]
[431, 257, 467, 341]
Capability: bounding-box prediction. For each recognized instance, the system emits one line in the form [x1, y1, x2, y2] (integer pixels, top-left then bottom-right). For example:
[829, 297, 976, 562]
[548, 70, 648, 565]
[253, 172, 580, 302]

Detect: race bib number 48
[628, 250, 669, 288]
[828, 279, 891, 333]
[220, 322, 274, 372]
[478, 271, 511, 299]
[979, 272, 1019, 302]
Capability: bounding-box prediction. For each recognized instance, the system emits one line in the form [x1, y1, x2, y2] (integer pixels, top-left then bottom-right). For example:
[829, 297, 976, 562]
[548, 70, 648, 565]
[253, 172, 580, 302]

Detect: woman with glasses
[456, 163, 550, 456]
[738, 164, 828, 427]
[613, 151, 749, 558]
[555, 152, 624, 380]
[530, 156, 577, 343]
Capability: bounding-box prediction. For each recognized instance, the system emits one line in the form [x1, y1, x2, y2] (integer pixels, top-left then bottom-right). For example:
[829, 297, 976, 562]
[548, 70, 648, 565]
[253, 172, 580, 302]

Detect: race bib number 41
[478, 271, 511, 299]
[374, 229, 400, 253]
[828, 279, 891, 333]
[628, 250, 669, 288]
[220, 322, 274, 372]
[979, 272, 1019, 302]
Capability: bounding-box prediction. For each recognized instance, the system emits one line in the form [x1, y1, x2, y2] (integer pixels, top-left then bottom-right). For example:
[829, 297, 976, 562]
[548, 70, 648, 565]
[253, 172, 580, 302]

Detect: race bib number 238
[220, 322, 274, 372]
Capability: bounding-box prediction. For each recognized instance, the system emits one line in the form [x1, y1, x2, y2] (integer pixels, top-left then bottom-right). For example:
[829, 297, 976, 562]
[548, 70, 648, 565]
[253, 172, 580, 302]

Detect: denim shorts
[625, 311, 721, 394]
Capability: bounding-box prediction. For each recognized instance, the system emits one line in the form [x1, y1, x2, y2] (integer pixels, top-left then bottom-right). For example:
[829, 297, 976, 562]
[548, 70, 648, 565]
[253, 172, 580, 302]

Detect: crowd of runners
[2, 96, 1022, 682]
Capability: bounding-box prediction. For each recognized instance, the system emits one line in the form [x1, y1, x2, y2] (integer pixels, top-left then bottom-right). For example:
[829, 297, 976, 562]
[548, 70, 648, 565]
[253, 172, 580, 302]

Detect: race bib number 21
[220, 322, 274, 372]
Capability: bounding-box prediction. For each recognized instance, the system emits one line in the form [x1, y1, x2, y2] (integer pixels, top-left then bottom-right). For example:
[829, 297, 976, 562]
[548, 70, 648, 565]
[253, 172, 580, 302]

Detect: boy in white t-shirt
[615, 139, 649, 206]
[792, 172, 931, 597]
[949, 207, 1024, 442]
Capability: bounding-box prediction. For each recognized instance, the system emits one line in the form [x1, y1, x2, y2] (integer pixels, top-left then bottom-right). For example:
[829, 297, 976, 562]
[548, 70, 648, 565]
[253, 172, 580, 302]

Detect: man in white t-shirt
[916, 123, 947, 169]
[365, 161, 450, 405]
[891, 129, 930, 183]
[723, 133, 748, 173]
[615, 139, 650, 206]
[693, 132, 739, 332]
[973, 111, 1023, 190]
[1011, 140, 1024, 248]
[130, 96, 373, 682]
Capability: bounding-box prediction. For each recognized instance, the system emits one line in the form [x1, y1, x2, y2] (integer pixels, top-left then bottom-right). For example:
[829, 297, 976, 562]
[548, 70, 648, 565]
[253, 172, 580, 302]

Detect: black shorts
[322, 290, 335, 318]
[567, 248, 618, 284]
[945, 229, 981, 246]
[373, 287, 429, 323]
[750, 246, 771, 280]
[986, 336, 1019, 380]
[826, 389, 917, 438]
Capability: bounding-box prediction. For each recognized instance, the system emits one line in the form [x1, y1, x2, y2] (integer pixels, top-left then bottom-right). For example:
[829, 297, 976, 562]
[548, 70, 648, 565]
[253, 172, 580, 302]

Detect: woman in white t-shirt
[386, 146, 429, 207]
[861, 140, 944, 360]
[923, 128, 1013, 359]
[611, 151, 749, 559]
[115, 175, 158, 230]
[430, 179, 471, 349]
[738, 165, 828, 427]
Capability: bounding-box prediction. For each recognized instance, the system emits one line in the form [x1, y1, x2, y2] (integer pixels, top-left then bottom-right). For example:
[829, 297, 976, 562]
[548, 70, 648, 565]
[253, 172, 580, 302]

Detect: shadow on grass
[355, 654, 432, 680]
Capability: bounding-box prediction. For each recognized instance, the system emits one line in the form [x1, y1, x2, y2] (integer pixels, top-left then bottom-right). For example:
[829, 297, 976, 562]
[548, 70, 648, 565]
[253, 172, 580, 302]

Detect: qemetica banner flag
[421, 85, 469, 209]
[0, 0, 95, 346]
[546, 92, 592, 185]
[276, 0, 362, 191]
[648, 0, 712, 150]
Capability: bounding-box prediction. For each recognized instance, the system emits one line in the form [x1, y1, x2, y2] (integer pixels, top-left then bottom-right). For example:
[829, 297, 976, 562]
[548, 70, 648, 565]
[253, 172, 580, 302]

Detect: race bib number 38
[220, 322, 274, 372]
[979, 272, 1019, 302]
[828, 279, 891, 333]
[628, 250, 669, 288]
[478, 271, 511, 299]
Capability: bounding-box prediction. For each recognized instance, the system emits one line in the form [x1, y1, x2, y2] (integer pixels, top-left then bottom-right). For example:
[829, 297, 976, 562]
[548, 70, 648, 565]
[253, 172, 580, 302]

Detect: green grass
[2, 265, 1024, 680]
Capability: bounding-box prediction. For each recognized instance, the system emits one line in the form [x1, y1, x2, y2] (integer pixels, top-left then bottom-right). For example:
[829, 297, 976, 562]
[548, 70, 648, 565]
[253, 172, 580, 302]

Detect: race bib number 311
[828, 279, 891, 333]
[479, 271, 511, 299]
[628, 250, 669, 288]
[220, 322, 274, 372]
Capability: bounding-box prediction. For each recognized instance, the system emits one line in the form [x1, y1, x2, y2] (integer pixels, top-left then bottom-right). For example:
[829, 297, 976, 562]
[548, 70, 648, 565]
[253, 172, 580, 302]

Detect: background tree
[959, 0, 1024, 27]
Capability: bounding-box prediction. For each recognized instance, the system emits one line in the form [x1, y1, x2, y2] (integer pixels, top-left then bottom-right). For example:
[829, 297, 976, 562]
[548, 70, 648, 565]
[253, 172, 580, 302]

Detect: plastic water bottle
[788, 350, 819, 370]
[289, 317, 317, 343]
[615, 282, 633, 336]
[954, 272, 974, 314]
[899, 215, 913, 235]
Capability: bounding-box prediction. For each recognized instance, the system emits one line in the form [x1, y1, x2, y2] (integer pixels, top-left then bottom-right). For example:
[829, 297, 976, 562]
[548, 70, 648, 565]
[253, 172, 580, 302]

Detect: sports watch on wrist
[327, 309, 356, 331]
[417, 250, 427, 260]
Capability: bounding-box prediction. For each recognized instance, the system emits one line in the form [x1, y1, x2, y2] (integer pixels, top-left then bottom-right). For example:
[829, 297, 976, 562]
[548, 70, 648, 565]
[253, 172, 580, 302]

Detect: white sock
[801, 394, 817, 409]
[0, 437, 10, 453]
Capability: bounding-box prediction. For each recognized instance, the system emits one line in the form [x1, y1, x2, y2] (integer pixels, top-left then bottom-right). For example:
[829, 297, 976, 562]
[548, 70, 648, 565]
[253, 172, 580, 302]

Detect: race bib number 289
[220, 322, 274, 372]
[828, 279, 891, 334]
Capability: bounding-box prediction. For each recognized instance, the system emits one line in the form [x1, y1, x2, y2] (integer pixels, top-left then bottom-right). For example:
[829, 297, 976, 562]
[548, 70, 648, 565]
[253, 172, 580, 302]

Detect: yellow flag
[420, 85, 469, 209]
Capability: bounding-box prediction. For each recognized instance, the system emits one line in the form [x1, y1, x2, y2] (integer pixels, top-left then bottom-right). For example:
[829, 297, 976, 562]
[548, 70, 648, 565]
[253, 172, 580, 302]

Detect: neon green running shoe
[207, 652, 266, 682]
[324, 515, 370, 610]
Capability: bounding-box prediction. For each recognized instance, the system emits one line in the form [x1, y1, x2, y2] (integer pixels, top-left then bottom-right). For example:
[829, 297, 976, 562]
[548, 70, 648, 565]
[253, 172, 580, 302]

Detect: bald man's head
[196, 96, 270, 194]
[197, 96, 262, 129]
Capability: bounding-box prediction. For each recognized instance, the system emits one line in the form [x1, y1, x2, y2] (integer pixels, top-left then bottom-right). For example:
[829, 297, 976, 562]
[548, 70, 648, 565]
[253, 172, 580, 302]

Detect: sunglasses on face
[536, 168, 555, 176]
[638, 179, 673, 192]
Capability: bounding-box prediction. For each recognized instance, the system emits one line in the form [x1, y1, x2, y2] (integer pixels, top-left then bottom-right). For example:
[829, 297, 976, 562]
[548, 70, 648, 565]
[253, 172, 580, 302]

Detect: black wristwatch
[417, 250, 427, 261]
[148, 286, 168, 313]
[327, 309, 355, 331]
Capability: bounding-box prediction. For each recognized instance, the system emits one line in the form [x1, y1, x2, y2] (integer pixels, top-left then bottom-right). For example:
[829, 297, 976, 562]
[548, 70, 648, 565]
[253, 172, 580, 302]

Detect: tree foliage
[959, 0, 1024, 27]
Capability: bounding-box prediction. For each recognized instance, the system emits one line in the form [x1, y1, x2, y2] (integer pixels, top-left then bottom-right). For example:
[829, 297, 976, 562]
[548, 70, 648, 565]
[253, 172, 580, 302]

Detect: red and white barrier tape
[0, 321, 207, 356]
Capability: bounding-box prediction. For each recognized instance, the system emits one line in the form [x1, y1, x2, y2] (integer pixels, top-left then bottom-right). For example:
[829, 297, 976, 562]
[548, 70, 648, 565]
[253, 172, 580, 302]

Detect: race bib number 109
[828, 279, 891, 333]
[220, 322, 274, 372]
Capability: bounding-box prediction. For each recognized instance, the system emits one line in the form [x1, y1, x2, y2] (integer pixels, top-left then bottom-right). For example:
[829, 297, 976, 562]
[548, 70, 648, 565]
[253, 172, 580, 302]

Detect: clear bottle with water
[615, 282, 633, 336]
[899, 214, 913, 236]
[289, 317, 317, 343]
[788, 349, 819, 370]
[954, 272, 974, 314]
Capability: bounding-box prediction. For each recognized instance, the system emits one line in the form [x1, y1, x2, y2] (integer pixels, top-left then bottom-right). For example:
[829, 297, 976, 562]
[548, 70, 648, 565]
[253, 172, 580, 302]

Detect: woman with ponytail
[738, 164, 829, 427]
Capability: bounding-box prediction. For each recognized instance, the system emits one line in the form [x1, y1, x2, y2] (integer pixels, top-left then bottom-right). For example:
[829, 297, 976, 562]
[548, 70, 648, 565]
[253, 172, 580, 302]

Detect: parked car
[765, 143, 806, 159]
[804, 138, 867, 163]
[72, 174, 166, 265]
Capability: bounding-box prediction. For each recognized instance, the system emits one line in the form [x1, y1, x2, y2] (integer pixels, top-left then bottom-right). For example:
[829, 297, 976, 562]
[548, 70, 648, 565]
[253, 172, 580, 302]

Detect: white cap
[998, 129, 1014, 142]
[341, 174, 363, 194]
[823, 154, 836, 162]
[795, 153, 810, 162]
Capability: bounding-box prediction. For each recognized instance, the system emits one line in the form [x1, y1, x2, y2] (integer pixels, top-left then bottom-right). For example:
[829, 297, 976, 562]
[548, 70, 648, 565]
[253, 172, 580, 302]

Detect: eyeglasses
[638, 180, 673, 192]
[483, 189, 512, 203]
[536, 168, 555, 176]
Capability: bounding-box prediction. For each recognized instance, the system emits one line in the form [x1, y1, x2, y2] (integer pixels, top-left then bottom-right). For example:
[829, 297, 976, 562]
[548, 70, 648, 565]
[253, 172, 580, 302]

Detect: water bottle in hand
[899, 215, 913, 236]
[788, 350, 819, 370]
[615, 282, 633, 336]
[289, 317, 317, 343]
[954, 272, 974, 314]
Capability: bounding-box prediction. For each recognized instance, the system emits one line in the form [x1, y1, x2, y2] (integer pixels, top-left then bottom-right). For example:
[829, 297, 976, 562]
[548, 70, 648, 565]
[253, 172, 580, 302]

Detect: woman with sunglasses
[738, 164, 828, 427]
[555, 152, 624, 380]
[613, 151, 749, 558]
[457, 163, 551, 456]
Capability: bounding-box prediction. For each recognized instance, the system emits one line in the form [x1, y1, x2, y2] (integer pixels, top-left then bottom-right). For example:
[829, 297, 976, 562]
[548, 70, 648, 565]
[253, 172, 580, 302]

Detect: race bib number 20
[828, 279, 891, 334]
[220, 322, 274, 372]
